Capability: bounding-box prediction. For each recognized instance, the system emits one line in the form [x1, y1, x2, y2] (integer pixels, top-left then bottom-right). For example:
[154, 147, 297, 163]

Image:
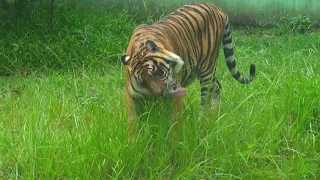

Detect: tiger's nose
[172, 85, 177, 91]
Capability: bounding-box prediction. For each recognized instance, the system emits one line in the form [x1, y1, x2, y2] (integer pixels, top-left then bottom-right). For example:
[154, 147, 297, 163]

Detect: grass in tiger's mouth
[1, 9, 320, 179]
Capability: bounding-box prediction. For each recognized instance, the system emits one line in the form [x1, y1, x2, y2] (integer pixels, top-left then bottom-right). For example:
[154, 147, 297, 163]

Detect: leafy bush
[279, 15, 312, 34]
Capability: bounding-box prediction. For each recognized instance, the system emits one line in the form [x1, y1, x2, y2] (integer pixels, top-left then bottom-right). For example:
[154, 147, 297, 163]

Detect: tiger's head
[121, 40, 186, 98]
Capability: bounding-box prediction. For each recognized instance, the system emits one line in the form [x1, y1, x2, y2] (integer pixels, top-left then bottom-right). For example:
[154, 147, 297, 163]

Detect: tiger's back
[155, 3, 228, 86]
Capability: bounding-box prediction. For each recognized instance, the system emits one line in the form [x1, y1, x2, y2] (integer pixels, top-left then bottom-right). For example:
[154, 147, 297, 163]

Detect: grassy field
[1, 9, 320, 179]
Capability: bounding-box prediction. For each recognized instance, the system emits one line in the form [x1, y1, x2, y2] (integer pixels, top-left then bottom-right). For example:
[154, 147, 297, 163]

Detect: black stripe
[196, 4, 212, 63]
[201, 87, 208, 92]
[224, 48, 234, 57]
[223, 30, 231, 39]
[199, 68, 214, 80]
[215, 78, 222, 89]
[208, 86, 220, 93]
[144, 56, 171, 63]
[172, 9, 200, 68]
[149, 26, 167, 34]
[184, 6, 207, 58]
[158, 21, 185, 51]
[171, 16, 195, 51]
[177, 9, 198, 36]
[179, 9, 202, 49]
[223, 38, 232, 45]
[130, 80, 143, 95]
[250, 64, 256, 77]
[133, 73, 142, 83]
[226, 60, 236, 69]
[210, 7, 223, 61]
[199, 77, 211, 84]
[166, 17, 193, 52]
[160, 20, 185, 42]
[233, 71, 241, 80]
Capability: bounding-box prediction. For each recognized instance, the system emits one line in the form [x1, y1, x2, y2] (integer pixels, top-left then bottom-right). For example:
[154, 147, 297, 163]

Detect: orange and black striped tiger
[121, 3, 255, 138]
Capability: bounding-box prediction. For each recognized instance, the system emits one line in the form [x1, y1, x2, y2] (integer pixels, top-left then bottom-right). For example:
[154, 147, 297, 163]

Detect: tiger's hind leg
[199, 76, 222, 112]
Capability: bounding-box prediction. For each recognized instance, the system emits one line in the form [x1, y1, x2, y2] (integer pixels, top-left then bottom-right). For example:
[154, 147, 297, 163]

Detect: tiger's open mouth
[165, 85, 187, 98]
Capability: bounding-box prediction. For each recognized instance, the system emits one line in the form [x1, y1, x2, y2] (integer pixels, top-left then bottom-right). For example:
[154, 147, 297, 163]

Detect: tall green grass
[1, 7, 136, 74]
[1, 8, 320, 179]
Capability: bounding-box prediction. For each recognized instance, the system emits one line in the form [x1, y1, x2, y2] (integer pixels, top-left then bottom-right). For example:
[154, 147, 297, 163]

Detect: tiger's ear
[146, 40, 159, 52]
[121, 55, 131, 66]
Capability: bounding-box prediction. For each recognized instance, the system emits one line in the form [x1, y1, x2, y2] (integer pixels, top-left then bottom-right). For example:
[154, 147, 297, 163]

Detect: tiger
[121, 3, 256, 139]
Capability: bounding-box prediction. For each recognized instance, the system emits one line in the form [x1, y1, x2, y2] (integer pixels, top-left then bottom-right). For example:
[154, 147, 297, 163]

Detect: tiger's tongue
[168, 88, 187, 97]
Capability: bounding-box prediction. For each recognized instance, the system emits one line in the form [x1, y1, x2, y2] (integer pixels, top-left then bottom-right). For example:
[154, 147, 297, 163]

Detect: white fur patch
[124, 56, 131, 63]
[223, 43, 232, 49]
[226, 55, 234, 62]
[166, 52, 184, 73]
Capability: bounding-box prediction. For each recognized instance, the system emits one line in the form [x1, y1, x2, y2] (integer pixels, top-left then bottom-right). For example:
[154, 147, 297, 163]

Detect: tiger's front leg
[169, 96, 183, 139]
[125, 91, 141, 142]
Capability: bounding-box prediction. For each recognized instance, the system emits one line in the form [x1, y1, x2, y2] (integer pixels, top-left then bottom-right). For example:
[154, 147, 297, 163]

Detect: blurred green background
[1, 0, 320, 25]
[117, 0, 320, 25]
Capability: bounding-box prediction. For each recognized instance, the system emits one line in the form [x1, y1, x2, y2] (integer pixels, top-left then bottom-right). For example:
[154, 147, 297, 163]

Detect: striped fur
[122, 3, 256, 114]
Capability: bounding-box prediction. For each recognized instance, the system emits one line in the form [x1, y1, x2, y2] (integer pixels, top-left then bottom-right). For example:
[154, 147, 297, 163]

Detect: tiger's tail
[222, 18, 256, 84]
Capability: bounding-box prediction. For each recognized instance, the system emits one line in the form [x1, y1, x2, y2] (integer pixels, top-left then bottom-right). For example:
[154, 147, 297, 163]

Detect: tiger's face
[122, 40, 186, 98]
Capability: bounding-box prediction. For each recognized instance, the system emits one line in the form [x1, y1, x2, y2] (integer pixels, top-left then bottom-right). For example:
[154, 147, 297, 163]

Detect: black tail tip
[250, 64, 256, 77]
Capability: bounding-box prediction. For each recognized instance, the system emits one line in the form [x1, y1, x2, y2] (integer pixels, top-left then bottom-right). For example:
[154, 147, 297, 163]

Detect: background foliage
[0, 0, 318, 74]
